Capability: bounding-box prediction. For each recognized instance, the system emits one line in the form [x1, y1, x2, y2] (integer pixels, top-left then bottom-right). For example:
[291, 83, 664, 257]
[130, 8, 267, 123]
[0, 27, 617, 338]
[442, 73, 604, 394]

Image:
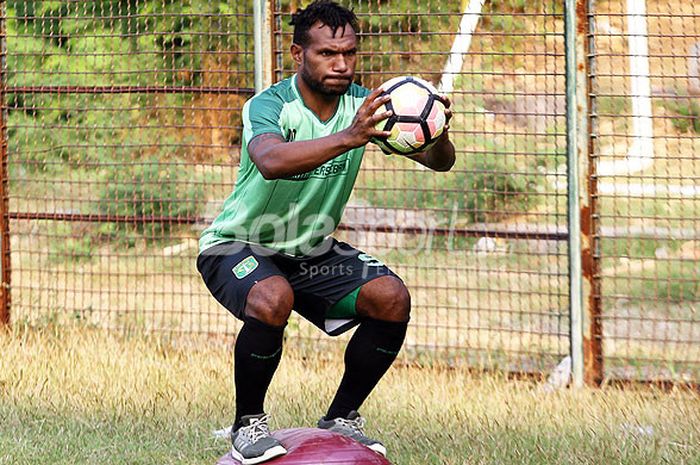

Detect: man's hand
[408, 94, 456, 172]
[248, 88, 394, 180]
[342, 87, 393, 148]
[441, 94, 453, 134]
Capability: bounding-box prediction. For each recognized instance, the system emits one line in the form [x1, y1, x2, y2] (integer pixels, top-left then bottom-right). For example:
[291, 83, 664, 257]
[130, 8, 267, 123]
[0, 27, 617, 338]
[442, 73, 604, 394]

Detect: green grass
[600, 196, 699, 225]
[600, 237, 684, 260]
[607, 261, 699, 305]
[1, 324, 698, 465]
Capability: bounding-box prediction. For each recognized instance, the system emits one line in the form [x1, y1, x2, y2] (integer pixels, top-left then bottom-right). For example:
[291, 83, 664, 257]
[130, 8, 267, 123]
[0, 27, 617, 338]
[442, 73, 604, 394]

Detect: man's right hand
[343, 88, 393, 148]
[248, 88, 394, 180]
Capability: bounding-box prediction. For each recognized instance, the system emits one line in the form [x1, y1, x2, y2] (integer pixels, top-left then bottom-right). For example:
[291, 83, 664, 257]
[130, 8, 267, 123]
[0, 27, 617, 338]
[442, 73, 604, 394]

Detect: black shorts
[196, 239, 401, 336]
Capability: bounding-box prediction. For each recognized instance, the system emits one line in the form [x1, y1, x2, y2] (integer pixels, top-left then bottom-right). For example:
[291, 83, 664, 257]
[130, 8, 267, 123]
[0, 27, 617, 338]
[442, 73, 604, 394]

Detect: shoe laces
[243, 414, 272, 443]
[336, 415, 366, 436]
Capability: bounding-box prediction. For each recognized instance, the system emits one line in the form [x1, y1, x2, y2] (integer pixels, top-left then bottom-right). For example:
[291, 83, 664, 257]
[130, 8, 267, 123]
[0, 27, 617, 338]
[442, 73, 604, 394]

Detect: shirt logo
[285, 128, 297, 142]
[285, 158, 350, 181]
[232, 256, 259, 279]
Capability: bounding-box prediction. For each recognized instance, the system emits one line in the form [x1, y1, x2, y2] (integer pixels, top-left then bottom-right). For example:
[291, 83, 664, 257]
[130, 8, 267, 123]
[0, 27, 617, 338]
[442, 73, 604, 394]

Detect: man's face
[294, 22, 358, 96]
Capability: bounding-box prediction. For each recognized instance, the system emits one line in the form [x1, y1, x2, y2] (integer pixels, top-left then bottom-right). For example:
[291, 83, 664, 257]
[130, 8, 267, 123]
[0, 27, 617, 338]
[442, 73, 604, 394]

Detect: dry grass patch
[1, 325, 698, 465]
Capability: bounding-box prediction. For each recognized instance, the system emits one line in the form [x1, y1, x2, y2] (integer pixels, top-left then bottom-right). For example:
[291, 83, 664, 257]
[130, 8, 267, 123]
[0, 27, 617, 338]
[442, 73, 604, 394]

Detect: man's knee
[357, 276, 411, 323]
[245, 276, 294, 326]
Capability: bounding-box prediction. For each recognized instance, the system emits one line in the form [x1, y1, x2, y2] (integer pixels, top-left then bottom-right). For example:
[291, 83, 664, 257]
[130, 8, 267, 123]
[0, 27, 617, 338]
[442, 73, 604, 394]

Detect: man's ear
[291, 43, 303, 66]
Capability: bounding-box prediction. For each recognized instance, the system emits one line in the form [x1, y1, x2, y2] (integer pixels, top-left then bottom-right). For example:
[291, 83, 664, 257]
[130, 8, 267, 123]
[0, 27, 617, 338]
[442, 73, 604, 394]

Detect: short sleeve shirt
[199, 75, 371, 256]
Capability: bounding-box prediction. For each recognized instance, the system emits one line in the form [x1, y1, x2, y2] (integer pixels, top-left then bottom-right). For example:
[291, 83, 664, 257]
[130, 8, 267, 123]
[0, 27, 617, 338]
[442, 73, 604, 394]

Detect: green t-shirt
[199, 75, 371, 256]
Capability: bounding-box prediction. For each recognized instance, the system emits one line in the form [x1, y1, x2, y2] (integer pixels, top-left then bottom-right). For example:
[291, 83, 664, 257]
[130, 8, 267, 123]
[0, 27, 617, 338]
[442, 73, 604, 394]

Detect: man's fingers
[444, 107, 453, 122]
[372, 109, 393, 124]
[370, 86, 384, 98]
[440, 94, 452, 108]
[364, 87, 386, 106]
[366, 93, 391, 114]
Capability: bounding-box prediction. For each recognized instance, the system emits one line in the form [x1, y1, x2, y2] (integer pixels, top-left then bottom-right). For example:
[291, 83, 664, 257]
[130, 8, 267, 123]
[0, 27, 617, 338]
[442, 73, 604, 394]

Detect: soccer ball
[372, 76, 447, 156]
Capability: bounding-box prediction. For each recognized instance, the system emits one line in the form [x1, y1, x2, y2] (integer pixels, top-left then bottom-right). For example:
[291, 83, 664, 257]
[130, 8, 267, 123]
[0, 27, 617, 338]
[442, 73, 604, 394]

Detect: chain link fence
[591, 0, 699, 382]
[271, 0, 570, 372]
[3, 0, 253, 336]
[1, 0, 697, 384]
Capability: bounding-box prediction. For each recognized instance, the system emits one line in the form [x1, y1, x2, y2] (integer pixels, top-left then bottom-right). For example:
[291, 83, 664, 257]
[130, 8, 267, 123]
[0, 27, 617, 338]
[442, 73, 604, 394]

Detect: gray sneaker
[231, 414, 287, 465]
[317, 410, 387, 456]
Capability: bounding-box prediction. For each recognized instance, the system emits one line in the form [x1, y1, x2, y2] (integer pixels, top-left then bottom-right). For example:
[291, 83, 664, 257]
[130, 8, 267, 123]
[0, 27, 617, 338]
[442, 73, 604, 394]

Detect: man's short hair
[290, 0, 359, 47]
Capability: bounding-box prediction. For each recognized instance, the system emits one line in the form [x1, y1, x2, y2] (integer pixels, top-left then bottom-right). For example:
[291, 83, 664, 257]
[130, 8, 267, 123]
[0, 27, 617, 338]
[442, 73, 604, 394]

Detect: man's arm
[407, 95, 456, 172]
[249, 88, 392, 180]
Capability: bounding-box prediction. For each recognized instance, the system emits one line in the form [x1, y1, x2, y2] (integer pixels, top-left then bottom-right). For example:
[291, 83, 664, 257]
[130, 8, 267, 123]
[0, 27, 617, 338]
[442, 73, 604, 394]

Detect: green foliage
[664, 98, 700, 134]
[9, 1, 69, 47]
[459, 154, 539, 223]
[98, 159, 204, 237]
[4, 21, 46, 87]
[47, 222, 95, 263]
[478, 0, 557, 68]
[487, 0, 528, 13]
[486, 0, 563, 15]
[6, 93, 140, 173]
[276, 0, 460, 88]
[5, 0, 555, 236]
[7, 0, 252, 87]
[488, 13, 527, 33]
[7, 112, 57, 173]
[363, 151, 541, 224]
[597, 96, 628, 116]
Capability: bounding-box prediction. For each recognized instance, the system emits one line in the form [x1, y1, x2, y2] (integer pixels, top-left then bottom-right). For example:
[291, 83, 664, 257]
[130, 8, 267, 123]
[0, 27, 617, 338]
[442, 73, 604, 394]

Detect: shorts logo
[232, 256, 259, 279]
[358, 253, 384, 267]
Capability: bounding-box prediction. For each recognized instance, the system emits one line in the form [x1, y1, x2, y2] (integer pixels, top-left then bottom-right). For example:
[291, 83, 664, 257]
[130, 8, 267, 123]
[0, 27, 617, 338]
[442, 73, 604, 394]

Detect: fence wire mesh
[5, 0, 254, 335]
[1, 0, 697, 383]
[273, 0, 570, 372]
[590, 0, 699, 382]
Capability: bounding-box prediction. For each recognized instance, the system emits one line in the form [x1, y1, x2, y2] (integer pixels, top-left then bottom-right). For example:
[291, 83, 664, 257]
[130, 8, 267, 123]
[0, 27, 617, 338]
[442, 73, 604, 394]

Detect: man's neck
[296, 75, 341, 122]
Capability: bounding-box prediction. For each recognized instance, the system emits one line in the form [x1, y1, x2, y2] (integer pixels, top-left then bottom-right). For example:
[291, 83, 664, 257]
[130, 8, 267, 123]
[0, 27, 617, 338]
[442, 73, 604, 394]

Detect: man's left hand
[407, 95, 456, 172]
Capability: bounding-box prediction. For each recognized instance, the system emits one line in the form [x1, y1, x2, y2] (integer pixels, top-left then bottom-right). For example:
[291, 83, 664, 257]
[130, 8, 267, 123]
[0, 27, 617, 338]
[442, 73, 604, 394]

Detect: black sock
[325, 319, 408, 420]
[234, 317, 285, 428]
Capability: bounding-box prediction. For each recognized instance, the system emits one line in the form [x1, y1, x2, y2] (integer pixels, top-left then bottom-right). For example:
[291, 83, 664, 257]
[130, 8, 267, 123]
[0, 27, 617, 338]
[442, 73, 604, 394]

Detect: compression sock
[234, 317, 285, 428]
[325, 318, 408, 420]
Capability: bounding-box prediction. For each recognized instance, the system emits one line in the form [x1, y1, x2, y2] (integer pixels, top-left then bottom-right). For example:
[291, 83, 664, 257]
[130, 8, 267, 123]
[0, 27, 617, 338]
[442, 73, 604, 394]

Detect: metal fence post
[0, 1, 10, 328]
[583, 0, 604, 387]
[254, 0, 275, 93]
[565, 0, 584, 388]
[569, 0, 603, 387]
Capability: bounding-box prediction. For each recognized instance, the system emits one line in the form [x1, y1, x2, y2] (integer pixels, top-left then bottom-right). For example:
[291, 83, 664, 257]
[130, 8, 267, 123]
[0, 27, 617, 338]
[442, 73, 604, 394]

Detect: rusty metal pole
[268, 0, 277, 87]
[585, 0, 604, 387]
[565, 0, 584, 388]
[254, 0, 275, 93]
[575, 0, 604, 386]
[0, 0, 10, 328]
